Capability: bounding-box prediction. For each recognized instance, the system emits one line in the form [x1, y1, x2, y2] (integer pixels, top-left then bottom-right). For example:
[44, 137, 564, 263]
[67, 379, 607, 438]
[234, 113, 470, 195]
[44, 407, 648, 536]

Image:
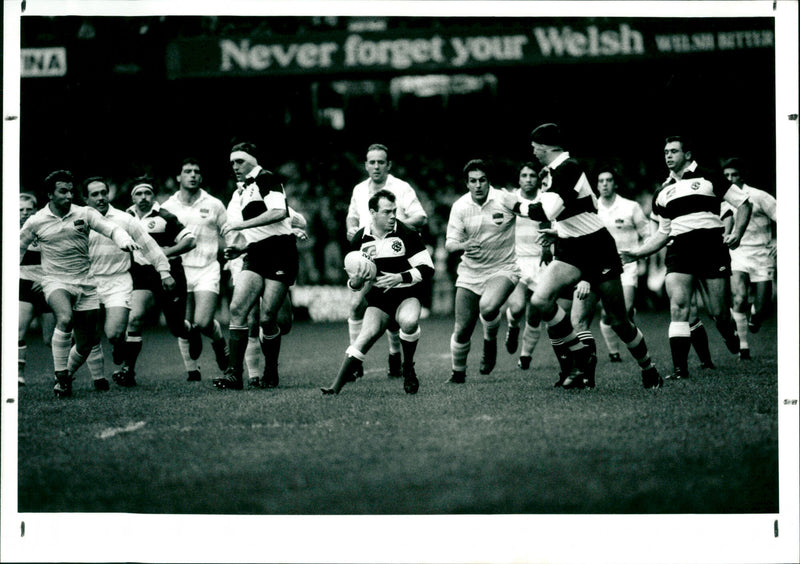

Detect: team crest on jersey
[391, 239, 404, 254]
[73, 219, 88, 233]
[362, 244, 377, 258]
[148, 220, 157, 230]
[691, 181, 701, 190]
[200, 207, 210, 218]
[492, 212, 505, 225]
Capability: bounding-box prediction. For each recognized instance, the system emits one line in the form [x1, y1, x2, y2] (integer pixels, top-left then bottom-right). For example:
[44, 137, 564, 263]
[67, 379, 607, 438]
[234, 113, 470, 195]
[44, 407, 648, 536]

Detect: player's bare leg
[258, 278, 289, 388]
[448, 287, 481, 383]
[216, 272, 262, 390]
[477, 275, 516, 375]
[323, 307, 388, 394]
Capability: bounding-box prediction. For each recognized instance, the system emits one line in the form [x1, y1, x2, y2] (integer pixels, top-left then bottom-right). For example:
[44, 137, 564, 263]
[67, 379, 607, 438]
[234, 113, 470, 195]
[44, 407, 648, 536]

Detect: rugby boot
[187, 369, 201, 382]
[665, 366, 689, 380]
[248, 376, 261, 389]
[479, 339, 497, 375]
[505, 327, 520, 354]
[93, 377, 110, 391]
[387, 352, 402, 378]
[582, 353, 598, 389]
[322, 356, 362, 395]
[739, 348, 751, 360]
[403, 363, 419, 395]
[699, 361, 716, 370]
[53, 370, 74, 398]
[560, 349, 592, 389]
[518, 356, 532, 370]
[213, 367, 243, 390]
[447, 370, 466, 384]
[641, 365, 663, 389]
[112, 366, 137, 387]
[261, 364, 279, 389]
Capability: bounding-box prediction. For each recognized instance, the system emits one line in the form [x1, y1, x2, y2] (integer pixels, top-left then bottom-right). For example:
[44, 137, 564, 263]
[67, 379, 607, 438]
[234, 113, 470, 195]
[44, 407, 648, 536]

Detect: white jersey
[347, 173, 427, 230]
[596, 194, 650, 253]
[510, 188, 544, 259]
[162, 188, 227, 268]
[89, 205, 170, 277]
[721, 184, 776, 248]
[20, 204, 132, 279]
[446, 186, 517, 278]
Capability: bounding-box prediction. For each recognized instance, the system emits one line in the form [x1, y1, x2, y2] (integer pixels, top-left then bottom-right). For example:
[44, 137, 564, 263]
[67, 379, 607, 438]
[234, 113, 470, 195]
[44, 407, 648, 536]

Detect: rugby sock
[259, 327, 281, 373]
[520, 322, 542, 357]
[549, 337, 572, 376]
[206, 319, 226, 345]
[19, 340, 27, 379]
[689, 318, 714, 365]
[731, 311, 749, 350]
[51, 328, 72, 372]
[600, 320, 622, 356]
[399, 327, 421, 366]
[109, 336, 126, 365]
[325, 348, 364, 394]
[87, 344, 105, 381]
[125, 330, 143, 371]
[714, 316, 740, 353]
[668, 321, 691, 373]
[386, 329, 402, 355]
[480, 312, 501, 341]
[544, 306, 583, 353]
[450, 334, 470, 371]
[178, 338, 199, 372]
[619, 326, 654, 369]
[347, 318, 363, 345]
[245, 337, 263, 379]
[576, 330, 596, 357]
[227, 325, 249, 378]
[67, 345, 87, 376]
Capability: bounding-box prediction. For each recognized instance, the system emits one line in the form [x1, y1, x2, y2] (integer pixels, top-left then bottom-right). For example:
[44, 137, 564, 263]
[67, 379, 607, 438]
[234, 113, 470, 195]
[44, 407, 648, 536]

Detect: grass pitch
[17, 311, 778, 514]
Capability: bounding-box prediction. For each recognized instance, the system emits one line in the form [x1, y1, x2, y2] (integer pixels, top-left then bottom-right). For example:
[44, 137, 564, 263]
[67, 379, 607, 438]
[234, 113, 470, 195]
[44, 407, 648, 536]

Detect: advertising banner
[166, 18, 774, 79]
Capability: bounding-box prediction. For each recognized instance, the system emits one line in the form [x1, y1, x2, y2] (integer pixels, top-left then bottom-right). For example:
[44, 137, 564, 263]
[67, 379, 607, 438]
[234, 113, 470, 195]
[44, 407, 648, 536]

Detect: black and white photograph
[2, 1, 798, 563]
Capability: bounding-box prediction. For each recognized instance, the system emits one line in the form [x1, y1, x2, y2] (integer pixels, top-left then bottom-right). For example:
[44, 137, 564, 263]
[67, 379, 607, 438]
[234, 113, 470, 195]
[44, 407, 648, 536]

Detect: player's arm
[632, 203, 651, 243]
[345, 190, 361, 241]
[161, 213, 196, 258]
[721, 184, 752, 249]
[19, 221, 35, 263]
[126, 217, 172, 279]
[87, 207, 139, 251]
[513, 190, 564, 223]
[374, 231, 434, 289]
[223, 188, 289, 236]
[620, 217, 670, 263]
[720, 203, 735, 237]
[398, 186, 428, 230]
[444, 206, 479, 255]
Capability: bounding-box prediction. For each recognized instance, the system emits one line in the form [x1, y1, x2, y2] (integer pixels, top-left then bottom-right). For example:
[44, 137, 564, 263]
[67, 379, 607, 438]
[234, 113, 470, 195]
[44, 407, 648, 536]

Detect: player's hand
[537, 228, 557, 246]
[346, 226, 359, 241]
[223, 241, 247, 260]
[574, 280, 591, 300]
[120, 240, 140, 252]
[161, 275, 176, 292]
[293, 228, 309, 241]
[374, 272, 402, 289]
[220, 221, 243, 238]
[619, 250, 637, 264]
[722, 232, 742, 250]
[463, 239, 481, 257]
[540, 248, 553, 266]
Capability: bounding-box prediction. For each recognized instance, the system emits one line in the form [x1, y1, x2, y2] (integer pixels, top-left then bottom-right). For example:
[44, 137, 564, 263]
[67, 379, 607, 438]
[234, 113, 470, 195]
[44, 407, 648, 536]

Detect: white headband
[131, 183, 154, 196]
[230, 151, 258, 166]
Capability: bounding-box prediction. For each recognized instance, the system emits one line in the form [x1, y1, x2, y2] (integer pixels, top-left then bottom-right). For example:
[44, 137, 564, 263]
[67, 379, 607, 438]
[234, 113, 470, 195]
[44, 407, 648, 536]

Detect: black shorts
[365, 285, 422, 319]
[665, 228, 731, 278]
[19, 278, 51, 313]
[244, 235, 298, 286]
[555, 229, 622, 287]
[130, 260, 187, 302]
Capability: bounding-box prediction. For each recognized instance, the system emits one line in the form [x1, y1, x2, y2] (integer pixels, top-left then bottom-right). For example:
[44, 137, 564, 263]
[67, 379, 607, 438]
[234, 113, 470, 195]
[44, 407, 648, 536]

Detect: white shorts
[185, 262, 221, 294]
[620, 261, 639, 288]
[456, 262, 521, 296]
[730, 244, 775, 283]
[517, 255, 544, 292]
[95, 272, 133, 309]
[42, 274, 99, 312]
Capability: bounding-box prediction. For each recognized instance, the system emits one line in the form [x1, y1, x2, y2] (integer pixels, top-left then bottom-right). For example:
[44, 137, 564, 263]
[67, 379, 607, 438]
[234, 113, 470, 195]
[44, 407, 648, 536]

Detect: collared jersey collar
[128, 200, 161, 219]
[44, 202, 77, 219]
[668, 160, 698, 182]
[237, 165, 263, 192]
[469, 185, 500, 207]
[546, 151, 570, 171]
[364, 221, 397, 240]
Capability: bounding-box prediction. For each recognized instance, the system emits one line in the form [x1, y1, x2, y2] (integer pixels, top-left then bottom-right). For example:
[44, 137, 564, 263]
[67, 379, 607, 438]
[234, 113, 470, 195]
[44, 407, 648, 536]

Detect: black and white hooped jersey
[652, 161, 749, 238]
[235, 167, 293, 241]
[351, 220, 434, 288]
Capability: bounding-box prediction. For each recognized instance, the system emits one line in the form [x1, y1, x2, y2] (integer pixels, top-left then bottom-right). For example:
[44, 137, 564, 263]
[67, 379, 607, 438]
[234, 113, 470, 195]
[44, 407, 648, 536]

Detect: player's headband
[230, 151, 258, 166]
[131, 183, 154, 196]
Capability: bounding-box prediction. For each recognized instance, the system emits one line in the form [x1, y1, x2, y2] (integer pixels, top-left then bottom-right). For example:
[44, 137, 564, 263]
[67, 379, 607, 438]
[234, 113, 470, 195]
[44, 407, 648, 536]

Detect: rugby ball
[344, 251, 377, 281]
